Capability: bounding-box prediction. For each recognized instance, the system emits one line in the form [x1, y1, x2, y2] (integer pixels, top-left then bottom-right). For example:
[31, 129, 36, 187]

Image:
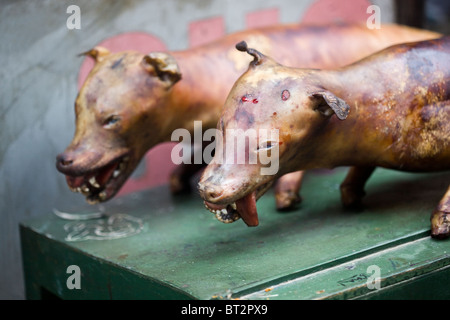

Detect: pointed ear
[142, 52, 181, 88]
[311, 91, 350, 120]
[79, 46, 110, 63]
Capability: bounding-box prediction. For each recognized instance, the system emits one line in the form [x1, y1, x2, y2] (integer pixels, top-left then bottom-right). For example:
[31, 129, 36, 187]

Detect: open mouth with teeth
[65, 156, 130, 204]
[203, 182, 273, 227]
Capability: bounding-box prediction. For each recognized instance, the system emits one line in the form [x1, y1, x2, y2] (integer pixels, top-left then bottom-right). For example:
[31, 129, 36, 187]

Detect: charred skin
[199, 37, 450, 238]
[56, 23, 440, 210]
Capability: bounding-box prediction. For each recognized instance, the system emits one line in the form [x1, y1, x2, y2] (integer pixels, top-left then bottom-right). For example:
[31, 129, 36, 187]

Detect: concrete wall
[0, 0, 395, 299]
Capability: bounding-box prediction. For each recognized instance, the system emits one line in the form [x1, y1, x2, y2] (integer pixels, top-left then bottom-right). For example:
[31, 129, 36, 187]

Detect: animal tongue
[236, 191, 259, 227]
[66, 176, 84, 188]
[65, 162, 119, 189]
[94, 162, 119, 186]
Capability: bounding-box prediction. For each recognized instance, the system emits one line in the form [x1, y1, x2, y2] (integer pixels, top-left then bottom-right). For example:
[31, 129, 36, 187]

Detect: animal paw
[340, 184, 366, 209]
[275, 189, 302, 211]
[431, 210, 450, 240]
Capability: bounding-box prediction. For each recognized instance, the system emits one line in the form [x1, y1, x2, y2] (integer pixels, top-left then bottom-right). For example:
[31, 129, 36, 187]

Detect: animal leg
[274, 171, 304, 210]
[430, 185, 450, 239]
[340, 166, 376, 208]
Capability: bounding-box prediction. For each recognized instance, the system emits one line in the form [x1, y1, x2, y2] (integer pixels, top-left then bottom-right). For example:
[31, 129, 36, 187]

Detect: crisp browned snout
[56, 47, 181, 204]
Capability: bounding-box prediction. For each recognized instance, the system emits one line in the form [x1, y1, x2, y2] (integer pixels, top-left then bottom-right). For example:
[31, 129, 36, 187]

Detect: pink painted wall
[302, 0, 371, 24]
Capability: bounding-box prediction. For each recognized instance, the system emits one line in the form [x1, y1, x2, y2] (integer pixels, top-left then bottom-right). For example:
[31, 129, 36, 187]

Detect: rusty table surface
[20, 168, 450, 300]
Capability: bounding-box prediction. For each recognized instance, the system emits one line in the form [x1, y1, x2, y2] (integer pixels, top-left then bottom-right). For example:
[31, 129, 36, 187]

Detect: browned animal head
[56, 47, 181, 203]
[198, 42, 349, 226]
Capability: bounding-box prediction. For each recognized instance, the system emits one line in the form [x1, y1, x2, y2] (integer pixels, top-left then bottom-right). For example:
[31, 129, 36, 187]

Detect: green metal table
[20, 168, 450, 300]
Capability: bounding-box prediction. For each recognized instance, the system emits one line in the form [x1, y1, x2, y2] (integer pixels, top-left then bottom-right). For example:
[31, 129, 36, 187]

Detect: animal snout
[56, 152, 75, 173]
[198, 182, 224, 202]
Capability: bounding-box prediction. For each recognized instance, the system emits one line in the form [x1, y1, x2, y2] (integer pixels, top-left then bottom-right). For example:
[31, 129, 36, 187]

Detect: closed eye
[103, 115, 121, 127]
